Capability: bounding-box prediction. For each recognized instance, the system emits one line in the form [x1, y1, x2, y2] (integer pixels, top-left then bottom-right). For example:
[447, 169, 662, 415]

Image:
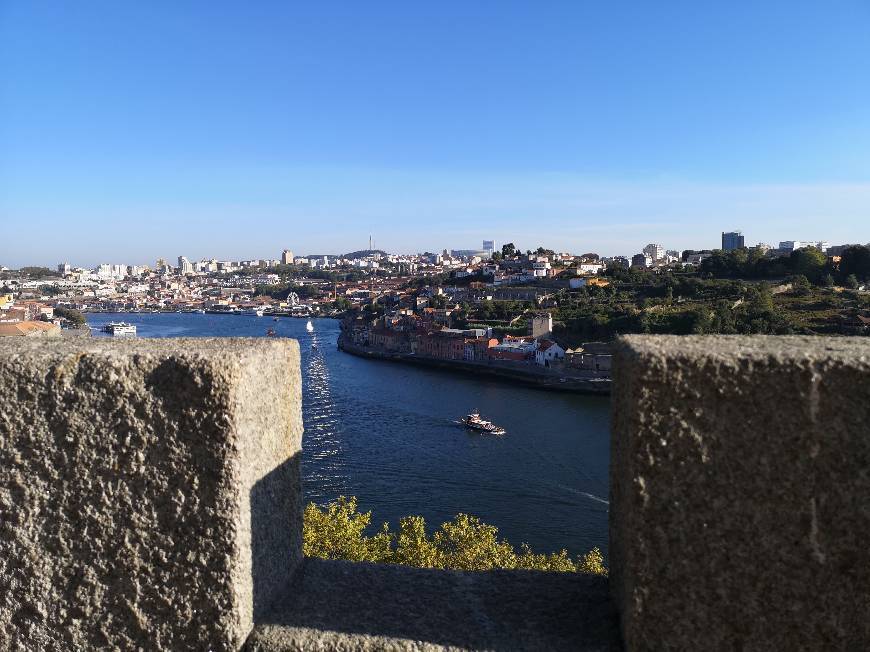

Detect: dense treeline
[699, 245, 870, 286]
[0, 267, 60, 280]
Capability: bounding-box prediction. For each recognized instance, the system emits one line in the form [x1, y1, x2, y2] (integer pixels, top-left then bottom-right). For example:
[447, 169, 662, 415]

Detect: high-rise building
[281, 249, 294, 265]
[642, 243, 664, 262]
[178, 256, 194, 275]
[483, 240, 494, 254]
[58, 262, 71, 276]
[722, 231, 745, 251]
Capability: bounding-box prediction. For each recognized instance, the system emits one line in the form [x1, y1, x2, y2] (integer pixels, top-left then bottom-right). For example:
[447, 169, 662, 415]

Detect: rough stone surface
[611, 335, 870, 651]
[245, 558, 620, 651]
[0, 338, 304, 651]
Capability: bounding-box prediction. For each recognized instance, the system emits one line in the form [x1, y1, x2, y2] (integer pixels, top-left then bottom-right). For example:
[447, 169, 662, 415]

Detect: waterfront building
[535, 340, 565, 367]
[722, 231, 745, 251]
[489, 336, 538, 361]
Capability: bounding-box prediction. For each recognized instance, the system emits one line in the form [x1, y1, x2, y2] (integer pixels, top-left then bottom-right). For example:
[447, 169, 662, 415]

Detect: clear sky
[2, 1, 869, 267]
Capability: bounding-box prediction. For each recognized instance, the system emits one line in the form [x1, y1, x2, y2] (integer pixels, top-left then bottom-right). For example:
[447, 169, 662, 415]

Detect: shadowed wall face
[611, 335, 870, 650]
[0, 338, 303, 651]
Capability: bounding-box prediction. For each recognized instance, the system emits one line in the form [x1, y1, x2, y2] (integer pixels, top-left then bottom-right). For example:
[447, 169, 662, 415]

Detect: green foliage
[54, 306, 87, 326]
[1, 266, 59, 280]
[699, 248, 832, 284]
[501, 243, 517, 258]
[303, 496, 607, 575]
[254, 282, 319, 300]
[302, 497, 393, 563]
[839, 246, 870, 282]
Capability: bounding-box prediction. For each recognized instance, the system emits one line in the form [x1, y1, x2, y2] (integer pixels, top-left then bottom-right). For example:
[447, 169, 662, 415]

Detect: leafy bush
[303, 496, 607, 575]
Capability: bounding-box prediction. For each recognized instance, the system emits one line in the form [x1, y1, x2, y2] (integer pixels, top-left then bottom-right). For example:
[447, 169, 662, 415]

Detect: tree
[501, 243, 517, 258]
[302, 497, 392, 563]
[839, 245, 870, 282]
[845, 274, 860, 289]
[788, 248, 826, 282]
[54, 306, 87, 327]
[303, 496, 607, 575]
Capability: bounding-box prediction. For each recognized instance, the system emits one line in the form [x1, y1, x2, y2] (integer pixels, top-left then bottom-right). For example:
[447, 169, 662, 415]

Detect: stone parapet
[246, 558, 618, 652]
[611, 335, 870, 650]
[0, 338, 303, 651]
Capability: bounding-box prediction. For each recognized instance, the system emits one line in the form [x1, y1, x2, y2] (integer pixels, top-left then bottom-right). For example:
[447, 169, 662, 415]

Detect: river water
[87, 313, 611, 556]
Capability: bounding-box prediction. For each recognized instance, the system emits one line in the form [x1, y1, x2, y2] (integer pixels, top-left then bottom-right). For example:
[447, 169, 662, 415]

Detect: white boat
[242, 308, 265, 317]
[306, 320, 314, 332]
[460, 412, 505, 435]
[102, 322, 137, 336]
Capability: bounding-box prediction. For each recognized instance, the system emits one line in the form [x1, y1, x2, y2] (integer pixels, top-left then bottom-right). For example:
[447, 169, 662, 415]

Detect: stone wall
[0, 338, 303, 651]
[611, 335, 870, 650]
[5, 334, 868, 650]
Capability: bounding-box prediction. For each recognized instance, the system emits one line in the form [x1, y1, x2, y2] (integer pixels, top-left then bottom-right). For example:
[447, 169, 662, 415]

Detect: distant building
[608, 256, 630, 268]
[58, 262, 71, 276]
[528, 313, 553, 339]
[281, 249, 294, 265]
[722, 231, 745, 251]
[779, 241, 830, 253]
[0, 321, 61, 338]
[535, 340, 565, 367]
[642, 243, 664, 263]
[178, 256, 194, 275]
[631, 254, 651, 268]
[483, 240, 494, 255]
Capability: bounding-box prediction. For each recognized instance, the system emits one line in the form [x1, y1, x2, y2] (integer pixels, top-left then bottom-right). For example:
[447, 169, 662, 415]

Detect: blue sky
[2, 1, 869, 267]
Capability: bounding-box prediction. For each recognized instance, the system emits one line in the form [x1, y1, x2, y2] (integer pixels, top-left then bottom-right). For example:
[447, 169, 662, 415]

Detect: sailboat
[306, 320, 314, 332]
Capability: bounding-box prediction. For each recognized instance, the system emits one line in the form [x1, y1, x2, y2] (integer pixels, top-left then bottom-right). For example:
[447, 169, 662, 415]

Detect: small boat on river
[460, 412, 505, 435]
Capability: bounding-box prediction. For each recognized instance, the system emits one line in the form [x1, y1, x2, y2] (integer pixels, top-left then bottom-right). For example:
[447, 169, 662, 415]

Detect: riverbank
[338, 335, 611, 395]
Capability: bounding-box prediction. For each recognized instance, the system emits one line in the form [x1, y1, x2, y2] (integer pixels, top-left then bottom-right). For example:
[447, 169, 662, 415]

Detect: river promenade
[338, 332, 612, 394]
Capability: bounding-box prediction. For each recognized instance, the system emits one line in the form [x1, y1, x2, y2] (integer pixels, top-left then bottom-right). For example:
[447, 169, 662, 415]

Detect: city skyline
[3, 2, 870, 266]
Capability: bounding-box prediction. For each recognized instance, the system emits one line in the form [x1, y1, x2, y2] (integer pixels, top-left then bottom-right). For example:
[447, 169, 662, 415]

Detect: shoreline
[338, 335, 611, 395]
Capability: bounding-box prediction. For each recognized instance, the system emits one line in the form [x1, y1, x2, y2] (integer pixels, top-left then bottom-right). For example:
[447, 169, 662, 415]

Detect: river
[87, 313, 611, 557]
